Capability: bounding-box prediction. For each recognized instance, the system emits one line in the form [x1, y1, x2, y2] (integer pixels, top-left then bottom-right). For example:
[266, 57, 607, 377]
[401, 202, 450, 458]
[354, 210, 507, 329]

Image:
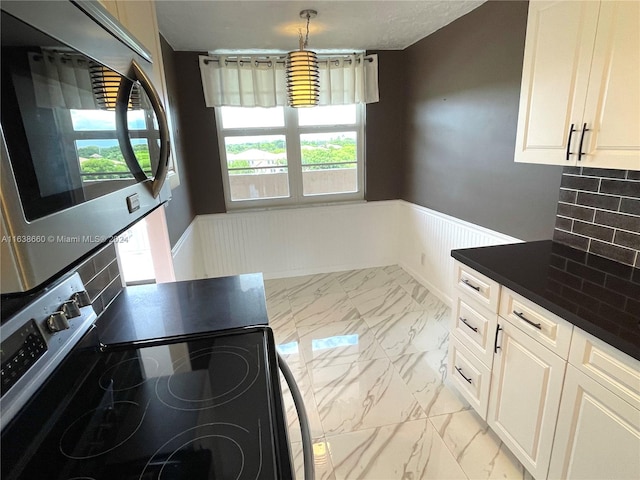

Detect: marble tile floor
[266, 265, 531, 480]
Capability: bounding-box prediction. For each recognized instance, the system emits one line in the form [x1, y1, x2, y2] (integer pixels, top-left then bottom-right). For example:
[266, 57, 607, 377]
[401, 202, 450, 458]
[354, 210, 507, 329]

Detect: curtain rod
[202, 56, 373, 66]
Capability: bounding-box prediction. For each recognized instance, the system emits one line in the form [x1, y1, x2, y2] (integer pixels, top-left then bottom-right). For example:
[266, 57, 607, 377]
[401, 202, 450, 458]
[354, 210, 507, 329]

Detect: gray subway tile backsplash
[560, 174, 600, 191]
[575, 192, 620, 211]
[572, 221, 615, 242]
[554, 167, 640, 267]
[620, 198, 640, 216]
[581, 167, 627, 179]
[557, 203, 596, 222]
[554, 229, 591, 251]
[589, 240, 637, 265]
[600, 179, 640, 198]
[614, 230, 640, 250]
[76, 243, 123, 316]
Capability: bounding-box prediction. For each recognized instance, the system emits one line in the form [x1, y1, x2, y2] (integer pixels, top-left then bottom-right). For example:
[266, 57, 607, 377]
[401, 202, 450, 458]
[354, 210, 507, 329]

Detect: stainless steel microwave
[0, 1, 171, 294]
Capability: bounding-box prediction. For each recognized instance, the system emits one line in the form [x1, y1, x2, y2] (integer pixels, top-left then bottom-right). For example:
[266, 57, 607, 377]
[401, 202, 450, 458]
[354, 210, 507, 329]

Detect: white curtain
[29, 52, 97, 109]
[199, 53, 379, 107]
[199, 55, 287, 108]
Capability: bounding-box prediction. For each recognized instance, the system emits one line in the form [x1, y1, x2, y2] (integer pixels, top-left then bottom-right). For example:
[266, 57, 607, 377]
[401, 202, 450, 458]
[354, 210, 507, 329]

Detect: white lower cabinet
[487, 319, 566, 479]
[547, 365, 640, 480]
[449, 263, 640, 479]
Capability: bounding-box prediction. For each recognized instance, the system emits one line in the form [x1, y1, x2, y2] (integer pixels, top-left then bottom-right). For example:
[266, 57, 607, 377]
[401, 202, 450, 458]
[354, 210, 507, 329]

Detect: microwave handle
[115, 60, 170, 198]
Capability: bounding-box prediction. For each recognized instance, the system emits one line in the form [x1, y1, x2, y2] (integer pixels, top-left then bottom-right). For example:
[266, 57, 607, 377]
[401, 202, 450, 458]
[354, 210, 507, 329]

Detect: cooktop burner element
[156, 345, 261, 411]
[60, 400, 148, 460]
[140, 422, 264, 479]
[1, 327, 293, 480]
[99, 357, 159, 392]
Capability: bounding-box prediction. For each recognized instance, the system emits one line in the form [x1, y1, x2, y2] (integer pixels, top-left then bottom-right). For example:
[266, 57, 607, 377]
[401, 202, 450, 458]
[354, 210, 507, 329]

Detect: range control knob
[62, 300, 81, 318]
[47, 311, 70, 333]
[72, 291, 91, 308]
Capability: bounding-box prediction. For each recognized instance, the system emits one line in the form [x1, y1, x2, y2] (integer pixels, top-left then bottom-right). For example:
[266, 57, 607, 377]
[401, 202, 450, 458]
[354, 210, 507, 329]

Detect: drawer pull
[455, 366, 473, 384]
[462, 279, 480, 292]
[460, 317, 478, 333]
[513, 311, 542, 330]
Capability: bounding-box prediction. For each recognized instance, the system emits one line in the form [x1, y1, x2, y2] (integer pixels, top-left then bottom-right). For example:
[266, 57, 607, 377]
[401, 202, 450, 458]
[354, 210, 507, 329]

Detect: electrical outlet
[420, 253, 426, 266]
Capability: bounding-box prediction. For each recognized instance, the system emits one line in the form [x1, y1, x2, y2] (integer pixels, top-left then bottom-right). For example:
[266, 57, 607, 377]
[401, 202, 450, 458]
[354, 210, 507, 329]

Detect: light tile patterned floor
[267, 265, 530, 480]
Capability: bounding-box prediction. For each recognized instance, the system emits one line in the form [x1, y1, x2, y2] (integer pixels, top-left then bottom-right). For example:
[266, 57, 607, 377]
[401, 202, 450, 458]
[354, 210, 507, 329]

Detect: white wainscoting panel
[397, 201, 520, 305]
[171, 220, 206, 281]
[171, 200, 521, 306]
[195, 202, 399, 279]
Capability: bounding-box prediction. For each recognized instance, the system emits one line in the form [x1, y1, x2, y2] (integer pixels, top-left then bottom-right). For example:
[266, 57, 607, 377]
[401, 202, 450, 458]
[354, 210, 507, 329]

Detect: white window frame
[215, 104, 365, 210]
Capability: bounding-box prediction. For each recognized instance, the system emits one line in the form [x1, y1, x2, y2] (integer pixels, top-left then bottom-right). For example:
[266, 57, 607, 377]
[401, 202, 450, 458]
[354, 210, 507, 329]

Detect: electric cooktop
[1, 327, 293, 480]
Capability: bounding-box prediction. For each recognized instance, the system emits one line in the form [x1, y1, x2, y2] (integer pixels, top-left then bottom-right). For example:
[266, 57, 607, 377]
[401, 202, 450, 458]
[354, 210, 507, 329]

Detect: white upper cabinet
[580, 1, 640, 170]
[514, 1, 640, 170]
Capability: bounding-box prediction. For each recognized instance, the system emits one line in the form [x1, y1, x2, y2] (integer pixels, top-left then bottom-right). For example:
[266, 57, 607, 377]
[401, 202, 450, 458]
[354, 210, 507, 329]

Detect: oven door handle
[116, 60, 170, 199]
[277, 353, 315, 480]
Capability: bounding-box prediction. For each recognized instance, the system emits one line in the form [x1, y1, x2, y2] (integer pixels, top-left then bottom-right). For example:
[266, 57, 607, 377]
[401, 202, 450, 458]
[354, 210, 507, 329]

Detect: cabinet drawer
[569, 328, 640, 410]
[452, 293, 497, 369]
[499, 288, 573, 359]
[453, 261, 500, 312]
[448, 336, 491, 420]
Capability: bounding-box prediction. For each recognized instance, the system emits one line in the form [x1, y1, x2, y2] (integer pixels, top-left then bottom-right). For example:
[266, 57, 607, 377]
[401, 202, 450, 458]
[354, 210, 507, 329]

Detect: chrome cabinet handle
[577, 123, 590, 162]
[460, 317, 478, 333]
[513, 311, 542, 330]
[462, 279, 480, 292]
[455, 366, 472, 384]
[116, 60, 170, 199]
[566, 123, 577, 160]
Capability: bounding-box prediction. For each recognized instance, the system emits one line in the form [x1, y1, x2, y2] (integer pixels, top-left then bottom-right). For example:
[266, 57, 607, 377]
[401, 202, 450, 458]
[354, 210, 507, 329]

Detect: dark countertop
[96, 274, 269, 346]
[451, 240, 640, 361]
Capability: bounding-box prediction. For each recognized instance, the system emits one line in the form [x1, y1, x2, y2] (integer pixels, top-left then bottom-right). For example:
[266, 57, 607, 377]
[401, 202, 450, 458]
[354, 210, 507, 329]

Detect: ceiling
[156, 0, 486, 53]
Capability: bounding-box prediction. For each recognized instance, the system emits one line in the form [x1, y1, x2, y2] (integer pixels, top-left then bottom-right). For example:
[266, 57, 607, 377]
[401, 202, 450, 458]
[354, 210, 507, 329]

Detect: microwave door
[115, 61, 169, 199]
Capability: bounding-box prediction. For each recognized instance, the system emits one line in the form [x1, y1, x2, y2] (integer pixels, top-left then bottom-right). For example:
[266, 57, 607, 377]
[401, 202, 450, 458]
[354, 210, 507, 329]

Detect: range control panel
[0, 273, 97, 431]
[1, 320, 47, 395]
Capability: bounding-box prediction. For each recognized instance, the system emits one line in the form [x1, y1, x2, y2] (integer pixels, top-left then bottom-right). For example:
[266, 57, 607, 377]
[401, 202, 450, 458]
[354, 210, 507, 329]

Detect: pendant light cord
[304, 12, 311, 49]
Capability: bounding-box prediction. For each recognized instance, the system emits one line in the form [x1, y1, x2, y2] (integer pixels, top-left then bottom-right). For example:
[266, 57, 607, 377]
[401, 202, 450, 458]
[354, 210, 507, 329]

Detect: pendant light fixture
[90, 63, 140, 111]
[286, 9, 319, 107]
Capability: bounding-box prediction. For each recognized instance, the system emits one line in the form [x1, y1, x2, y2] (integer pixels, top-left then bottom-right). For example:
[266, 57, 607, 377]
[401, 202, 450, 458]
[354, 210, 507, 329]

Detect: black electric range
[1, 274, 294, 480]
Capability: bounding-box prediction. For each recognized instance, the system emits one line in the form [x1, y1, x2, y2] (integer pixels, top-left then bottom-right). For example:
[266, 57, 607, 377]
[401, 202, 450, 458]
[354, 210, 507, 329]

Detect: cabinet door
[548, 365, 640, 480]
[514, 1, 599, 165]
[487, 319, 566, 479]
[98, 0, 119, 18]
[111, 0, 167, 96]
[579, 1, 640, 170]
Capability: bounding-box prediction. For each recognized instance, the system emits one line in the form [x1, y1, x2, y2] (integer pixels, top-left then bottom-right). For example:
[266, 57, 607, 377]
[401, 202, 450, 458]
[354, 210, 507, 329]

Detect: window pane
[70, 109, 146, 131]
[298, 105, 356, 126]
[225, 135, 289, 201]
[300, 132, 357, 195]
[76, 139, 153, 182]
[220, 106, 284, 129]
[76, 139, 132, 181]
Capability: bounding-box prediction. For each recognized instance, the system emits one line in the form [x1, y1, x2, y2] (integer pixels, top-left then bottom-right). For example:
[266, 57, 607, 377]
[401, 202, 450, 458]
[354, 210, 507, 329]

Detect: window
[216, 104, 364, 208]
[69, 108, 157, 182]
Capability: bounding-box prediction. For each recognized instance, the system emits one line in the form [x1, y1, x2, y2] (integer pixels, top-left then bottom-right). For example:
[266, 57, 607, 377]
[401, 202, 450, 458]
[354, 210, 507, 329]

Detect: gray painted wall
[159, 0, 567, 243]
[364, 50, 407, 201]
[167, 50, 227, 217]
[401, 0, 563, 241]
[159, 35, 196, 247]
